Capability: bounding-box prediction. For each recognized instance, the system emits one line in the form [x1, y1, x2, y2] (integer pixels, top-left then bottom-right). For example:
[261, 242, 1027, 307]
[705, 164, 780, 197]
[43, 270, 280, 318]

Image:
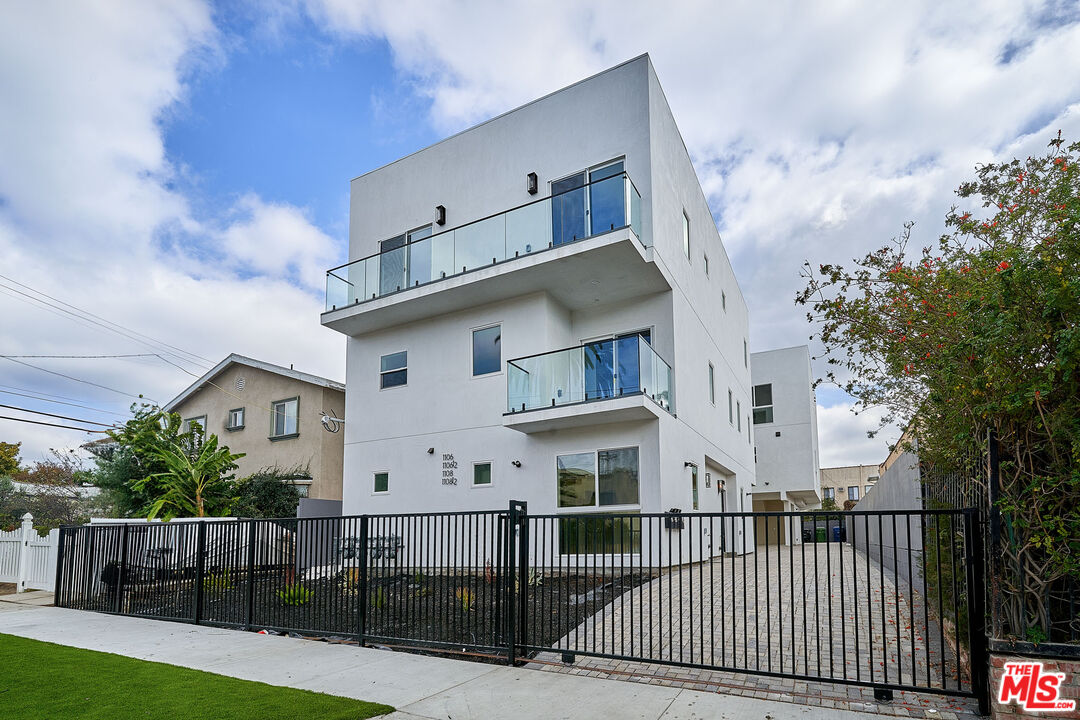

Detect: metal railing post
[115, 523, 129, 614]
[965, 508, 990, 715]
[193, 521, 207, 625]
[357, 515, 369, 644]
[244, 519, 256, 630]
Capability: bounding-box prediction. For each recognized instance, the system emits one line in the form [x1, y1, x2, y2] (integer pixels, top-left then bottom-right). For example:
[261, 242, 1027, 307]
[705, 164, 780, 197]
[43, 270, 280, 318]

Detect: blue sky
[2, 1, 1080, 466]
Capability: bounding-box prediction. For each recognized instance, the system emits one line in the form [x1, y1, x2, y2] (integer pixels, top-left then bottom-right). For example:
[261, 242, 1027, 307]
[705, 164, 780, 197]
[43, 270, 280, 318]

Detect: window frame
[555, 446, 640, 512]
[752, 383, 774, 425]
[471, 323, 502, 377]
[848, 486, 860, 501]
[372, 471, 390, 495]
[184, 415, 208, 435]
[708, 362, 716, 405]
[226, 407, 245, 431]
[269, 397, 299, 440]
[824, 487, 835, 500]
[379, 351, 408, 390]
[472, 461, 494, 488]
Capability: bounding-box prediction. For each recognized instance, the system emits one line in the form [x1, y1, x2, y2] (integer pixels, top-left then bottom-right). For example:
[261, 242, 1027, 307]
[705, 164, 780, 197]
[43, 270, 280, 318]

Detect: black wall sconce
[427, 447, 435, 454]
[435, 205, 446, 226]
[511, 460, 522, 468]
[526, 172, 538, 195]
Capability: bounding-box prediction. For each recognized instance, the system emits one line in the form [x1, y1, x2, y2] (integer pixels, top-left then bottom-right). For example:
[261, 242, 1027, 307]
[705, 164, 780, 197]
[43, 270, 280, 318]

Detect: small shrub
[455, 587, 475, 611]
[370, 587, 385, 610]
[528, 569, 544, 587]
[277, 583, 312, 606]
[203, 569, 233, 593]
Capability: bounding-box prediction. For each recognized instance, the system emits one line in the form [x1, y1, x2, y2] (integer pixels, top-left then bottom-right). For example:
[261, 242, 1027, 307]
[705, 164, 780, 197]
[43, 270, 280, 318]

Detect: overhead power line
[0, 389, 131, 417]
[1, 356, 154, 403]
[0, 273, 213, 369]
[0, 414, 107, 433]
[0, 404, 117, 428]
[0, 353, 160, 359]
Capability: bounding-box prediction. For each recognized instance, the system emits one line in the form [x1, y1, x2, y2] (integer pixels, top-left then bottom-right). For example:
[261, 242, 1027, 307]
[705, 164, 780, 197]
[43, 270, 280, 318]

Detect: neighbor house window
[824, 487, 835, 500]
[728, 389, 734, 424]
[380, 351, 407, 388]
[184, 416, 207, 435]
[865, 485, 873, 494]
[557, 447, 639, 509]
[473, 462, 492, 487]
[270, 398, 298, 438]
[226, 408, 245, 431]
[682, 212, 690, 259]
[848, 486, 860, 501]
[752, 383, 774, 424]
[708, 363, 715, 405]
[472, 325, 501, 376]
[373, 472, 389, 494]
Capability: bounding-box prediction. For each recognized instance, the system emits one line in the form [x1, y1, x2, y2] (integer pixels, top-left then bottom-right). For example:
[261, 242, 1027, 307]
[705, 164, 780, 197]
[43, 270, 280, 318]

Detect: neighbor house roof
[163, 354, 344, 412]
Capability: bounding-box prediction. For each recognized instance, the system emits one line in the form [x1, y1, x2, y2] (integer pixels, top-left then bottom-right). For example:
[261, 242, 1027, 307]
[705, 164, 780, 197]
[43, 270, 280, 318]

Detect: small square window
[374, 472, 389, 494]
[473, 462, 492, 486]
[227, 408, 245, 430]
[380, 351, 407, 389]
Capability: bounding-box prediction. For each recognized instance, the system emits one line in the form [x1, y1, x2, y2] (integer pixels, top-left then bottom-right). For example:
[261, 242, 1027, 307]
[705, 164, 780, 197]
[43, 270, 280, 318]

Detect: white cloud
[816, 403, 899, 469]
[0, 1, 344, 460]
[307, 0, 1080, 463]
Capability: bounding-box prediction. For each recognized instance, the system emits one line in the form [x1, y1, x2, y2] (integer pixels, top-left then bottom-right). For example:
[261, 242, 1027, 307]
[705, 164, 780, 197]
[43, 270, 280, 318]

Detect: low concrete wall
[850, 450, 924, 595]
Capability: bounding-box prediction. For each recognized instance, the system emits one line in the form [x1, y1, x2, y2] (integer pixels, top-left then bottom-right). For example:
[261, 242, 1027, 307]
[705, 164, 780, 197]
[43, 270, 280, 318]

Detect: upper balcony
[503, 334, 674, 433]
[321, 171, 669, 336]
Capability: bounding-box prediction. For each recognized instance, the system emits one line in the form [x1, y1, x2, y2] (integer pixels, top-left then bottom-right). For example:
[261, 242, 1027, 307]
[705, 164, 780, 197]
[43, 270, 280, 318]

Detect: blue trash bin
[832, 526, 841, 542]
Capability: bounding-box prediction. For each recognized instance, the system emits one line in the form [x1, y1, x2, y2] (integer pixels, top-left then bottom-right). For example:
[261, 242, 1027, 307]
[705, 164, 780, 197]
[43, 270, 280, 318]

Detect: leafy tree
[138, 433, 243, 519]
[231, 466, 306, 519]
[0, 441, 21, 477]
[0, 451, 101, 529]
[820, 497, 839, 512]
[798, 133, 1080, 640]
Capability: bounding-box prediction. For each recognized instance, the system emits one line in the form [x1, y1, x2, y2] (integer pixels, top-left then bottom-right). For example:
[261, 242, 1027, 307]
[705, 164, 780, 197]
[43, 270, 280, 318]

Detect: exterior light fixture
[511, 460, 522, 468]
[427, 447, 435, 454]
[526, 172, 538, 195]
[435, 205, 446, 225]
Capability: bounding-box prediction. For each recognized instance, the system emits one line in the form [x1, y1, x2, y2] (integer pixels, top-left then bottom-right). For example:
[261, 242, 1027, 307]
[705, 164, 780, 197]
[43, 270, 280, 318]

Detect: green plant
[370, 587, 385, 610]
[231, 466, 307, 518]
[138, 432, 244, 519]
[204, 569, 234, 593]
[455, 587, 475, 611]
[277, 583, 312, 606]
[527, 569, 544, 587]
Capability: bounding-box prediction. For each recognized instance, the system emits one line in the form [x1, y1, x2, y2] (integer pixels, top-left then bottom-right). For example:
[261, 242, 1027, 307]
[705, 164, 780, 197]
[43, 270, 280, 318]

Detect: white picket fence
[0, 513, 59, 592]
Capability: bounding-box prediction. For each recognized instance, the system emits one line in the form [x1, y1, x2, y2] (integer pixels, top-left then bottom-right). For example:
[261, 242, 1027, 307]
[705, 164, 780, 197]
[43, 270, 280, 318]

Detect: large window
[752, 383, 774, 424]
[380, 351, 407, 389]
[557, 447, 639, 509]
[270, 398, 298, 438]
[472, 325, 501, 376]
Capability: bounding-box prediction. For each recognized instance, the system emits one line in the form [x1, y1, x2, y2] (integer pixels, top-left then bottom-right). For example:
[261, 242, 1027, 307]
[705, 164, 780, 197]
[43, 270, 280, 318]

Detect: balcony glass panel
[506, 334, 674, 414]
[325, 172, 643, 312]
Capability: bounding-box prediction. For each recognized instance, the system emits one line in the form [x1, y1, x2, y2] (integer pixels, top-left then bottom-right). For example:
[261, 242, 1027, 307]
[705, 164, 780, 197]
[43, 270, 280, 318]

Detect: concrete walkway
[2, 601, 912, 720]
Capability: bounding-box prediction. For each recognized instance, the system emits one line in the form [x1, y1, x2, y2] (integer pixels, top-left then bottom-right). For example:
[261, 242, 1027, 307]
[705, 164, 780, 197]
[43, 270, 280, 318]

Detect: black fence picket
[55, 503, 987, 707]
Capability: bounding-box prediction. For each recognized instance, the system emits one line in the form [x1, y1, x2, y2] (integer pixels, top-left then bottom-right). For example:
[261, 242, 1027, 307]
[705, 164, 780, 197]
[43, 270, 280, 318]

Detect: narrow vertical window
[708, 363, 715, 405]
[722, 290, 727, 311]
[728, 389, 734, 424]
[743, 339, 748, 368]
[737, 401, 742, 431]
[704, 254, 710, 276]
[691, 465, 699, 510]
[682, 211, 690, 259]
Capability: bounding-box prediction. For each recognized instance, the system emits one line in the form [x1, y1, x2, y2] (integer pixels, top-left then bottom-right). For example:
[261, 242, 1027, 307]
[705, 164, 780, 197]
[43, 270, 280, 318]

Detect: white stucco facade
[321, 55, 756, 558]
[748, 346, 821, 542]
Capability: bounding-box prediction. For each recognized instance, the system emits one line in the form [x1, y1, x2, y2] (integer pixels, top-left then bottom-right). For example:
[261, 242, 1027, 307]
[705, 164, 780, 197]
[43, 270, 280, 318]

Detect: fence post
[965, 508, 991, 715]
[193, 521, 207, 625]
[506, 500, 528, 664]
[115, 523, 129, 613]
[16, 513, 33, 593]
[507, 501, 518, 665]
[244, 519, 256, 630]
[517, 501, 529, 659]
[357, 515, 369, 645]
[54, 526, 66, 603]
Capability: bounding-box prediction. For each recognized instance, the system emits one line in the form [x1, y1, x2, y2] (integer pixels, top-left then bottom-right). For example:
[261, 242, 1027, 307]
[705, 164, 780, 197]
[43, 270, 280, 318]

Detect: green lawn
[0, 633, 394, 719]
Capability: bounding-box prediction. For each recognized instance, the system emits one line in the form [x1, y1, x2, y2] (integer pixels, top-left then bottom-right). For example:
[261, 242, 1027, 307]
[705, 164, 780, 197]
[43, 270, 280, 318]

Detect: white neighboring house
[749, 346, 821, 543]
[320, 55, 757, 559]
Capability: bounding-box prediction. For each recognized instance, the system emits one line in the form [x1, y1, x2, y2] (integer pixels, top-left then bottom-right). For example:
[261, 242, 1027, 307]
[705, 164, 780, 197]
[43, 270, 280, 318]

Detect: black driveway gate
[55, 505, 988, 713]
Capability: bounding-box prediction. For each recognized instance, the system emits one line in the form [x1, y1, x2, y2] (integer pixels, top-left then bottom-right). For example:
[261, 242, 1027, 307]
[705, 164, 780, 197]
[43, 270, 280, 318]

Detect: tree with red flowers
[798, 133, 1080, 643]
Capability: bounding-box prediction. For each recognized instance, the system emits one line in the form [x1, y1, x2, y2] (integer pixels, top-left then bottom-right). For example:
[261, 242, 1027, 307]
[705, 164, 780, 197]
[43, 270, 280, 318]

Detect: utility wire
[0, 404, 117, 428]
[0, 415, 107, 433]
[0, 353, 159, 359]
[0, 383, 131, 407]
[0, 274, 212, 368]
[1, 357, 154, 403]
[0, 389, 130, 417]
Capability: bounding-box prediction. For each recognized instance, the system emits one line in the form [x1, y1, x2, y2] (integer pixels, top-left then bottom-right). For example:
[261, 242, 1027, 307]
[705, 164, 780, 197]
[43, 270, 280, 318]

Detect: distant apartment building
[749, 346, 821, 544]
[163, 354, 345, 500]
[819, 463, 881, 507]
[320, 55, 757, 559]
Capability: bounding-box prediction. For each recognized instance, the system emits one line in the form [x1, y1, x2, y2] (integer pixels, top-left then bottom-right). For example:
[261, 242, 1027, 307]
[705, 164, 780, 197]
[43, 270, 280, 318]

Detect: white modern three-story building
[321, 55, 756, 556]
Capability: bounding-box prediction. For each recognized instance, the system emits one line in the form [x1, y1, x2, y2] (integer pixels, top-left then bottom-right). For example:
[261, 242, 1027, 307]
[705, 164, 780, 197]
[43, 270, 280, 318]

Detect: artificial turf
[0, 633, 394, 719]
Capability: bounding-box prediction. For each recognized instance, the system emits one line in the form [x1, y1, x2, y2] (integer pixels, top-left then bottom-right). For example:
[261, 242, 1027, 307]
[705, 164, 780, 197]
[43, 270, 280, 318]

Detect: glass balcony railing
[325, 171, 643, 312]
[506, 334, 674, 415]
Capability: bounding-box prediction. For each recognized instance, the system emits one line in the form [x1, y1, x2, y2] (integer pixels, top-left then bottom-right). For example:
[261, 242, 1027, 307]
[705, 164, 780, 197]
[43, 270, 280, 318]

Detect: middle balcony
[504, 334, 675, 433]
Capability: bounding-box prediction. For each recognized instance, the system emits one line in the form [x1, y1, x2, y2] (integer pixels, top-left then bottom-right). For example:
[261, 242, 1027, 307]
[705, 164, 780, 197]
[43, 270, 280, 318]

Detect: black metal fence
[55, 504, 987, 709]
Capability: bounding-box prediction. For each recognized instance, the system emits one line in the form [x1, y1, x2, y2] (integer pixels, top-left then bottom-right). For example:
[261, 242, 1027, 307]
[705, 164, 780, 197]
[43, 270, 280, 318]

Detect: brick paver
[530, 542, 980, 719]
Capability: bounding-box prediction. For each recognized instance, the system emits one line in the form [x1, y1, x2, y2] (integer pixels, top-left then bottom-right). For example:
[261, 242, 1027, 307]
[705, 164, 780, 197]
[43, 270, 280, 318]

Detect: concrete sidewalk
[1, 601, 909, 719]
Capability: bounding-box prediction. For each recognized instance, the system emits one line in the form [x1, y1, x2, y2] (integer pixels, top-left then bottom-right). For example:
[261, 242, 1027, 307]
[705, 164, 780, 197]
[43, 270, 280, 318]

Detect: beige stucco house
[163, 354, 345, 501]
[819, 463, 881, 507]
